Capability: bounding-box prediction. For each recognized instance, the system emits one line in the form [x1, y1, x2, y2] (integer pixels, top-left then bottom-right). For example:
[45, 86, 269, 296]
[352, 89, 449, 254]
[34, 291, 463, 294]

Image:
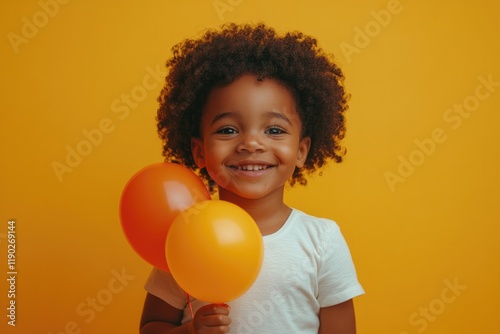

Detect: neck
[218, 187, 291, 236]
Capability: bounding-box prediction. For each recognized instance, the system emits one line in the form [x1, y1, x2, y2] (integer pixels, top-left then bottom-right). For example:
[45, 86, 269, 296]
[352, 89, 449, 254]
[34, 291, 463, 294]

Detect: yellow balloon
[165, 200, 264, 303]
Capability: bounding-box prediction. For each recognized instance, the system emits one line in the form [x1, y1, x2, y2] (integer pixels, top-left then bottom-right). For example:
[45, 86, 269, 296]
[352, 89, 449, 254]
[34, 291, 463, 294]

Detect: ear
[296, 136, 311, 168]
[191, 137, 206, 168]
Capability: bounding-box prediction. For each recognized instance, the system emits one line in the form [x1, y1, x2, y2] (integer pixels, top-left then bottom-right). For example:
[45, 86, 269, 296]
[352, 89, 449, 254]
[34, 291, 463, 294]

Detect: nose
[236, 131, 265, 153]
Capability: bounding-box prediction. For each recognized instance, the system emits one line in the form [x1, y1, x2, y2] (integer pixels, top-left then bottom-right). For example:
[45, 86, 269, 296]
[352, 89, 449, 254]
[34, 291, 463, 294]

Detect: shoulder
[285, 209, 346, 253]
[289, 209, 341, 236]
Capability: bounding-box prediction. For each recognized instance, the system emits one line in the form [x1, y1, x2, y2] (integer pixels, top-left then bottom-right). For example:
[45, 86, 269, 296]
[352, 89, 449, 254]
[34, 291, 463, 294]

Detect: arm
[140, 293, 231, 334]
[140, 292, 189, 334]
[318, 299, 357, 334]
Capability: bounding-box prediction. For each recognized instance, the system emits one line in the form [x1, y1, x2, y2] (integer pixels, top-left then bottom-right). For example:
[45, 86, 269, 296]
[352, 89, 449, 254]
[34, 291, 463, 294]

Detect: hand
[190, 303, 231, 333]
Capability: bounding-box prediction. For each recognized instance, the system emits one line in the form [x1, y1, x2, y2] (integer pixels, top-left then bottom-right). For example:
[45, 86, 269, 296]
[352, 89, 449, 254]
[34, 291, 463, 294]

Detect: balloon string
[186, 292, 194, 320]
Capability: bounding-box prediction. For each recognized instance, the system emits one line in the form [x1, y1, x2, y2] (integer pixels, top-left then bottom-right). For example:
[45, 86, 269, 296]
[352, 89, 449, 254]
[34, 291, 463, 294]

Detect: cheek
[275, 143, 299, 164]
[204, 144, 232, 187]
[209, 169, 232, 189]
[204, 143, 230, 164]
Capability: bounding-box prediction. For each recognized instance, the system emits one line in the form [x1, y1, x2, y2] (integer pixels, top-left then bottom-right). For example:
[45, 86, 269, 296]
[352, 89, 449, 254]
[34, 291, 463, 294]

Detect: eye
[215, 126, 238, 135]
[265, 126, 287, 135]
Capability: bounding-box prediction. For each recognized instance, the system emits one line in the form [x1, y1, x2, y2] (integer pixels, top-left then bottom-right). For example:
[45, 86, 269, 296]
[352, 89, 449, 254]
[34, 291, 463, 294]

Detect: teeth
[236, 165, 268, 171]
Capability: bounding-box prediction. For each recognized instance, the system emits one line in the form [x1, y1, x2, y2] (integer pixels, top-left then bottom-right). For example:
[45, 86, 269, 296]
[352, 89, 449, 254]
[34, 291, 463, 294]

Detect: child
[140, 23, 364, 333]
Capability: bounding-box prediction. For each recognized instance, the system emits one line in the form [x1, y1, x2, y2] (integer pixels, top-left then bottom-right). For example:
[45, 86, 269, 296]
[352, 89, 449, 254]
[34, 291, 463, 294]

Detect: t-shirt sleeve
[317, 222, 364, 307]
[144, 267, 187, 310]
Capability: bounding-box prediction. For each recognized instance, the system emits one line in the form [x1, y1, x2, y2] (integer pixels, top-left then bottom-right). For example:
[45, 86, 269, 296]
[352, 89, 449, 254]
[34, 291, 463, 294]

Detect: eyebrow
[210, 112, 237, 125]
[266, 111, 292, 125]
[210, 111, 292, 125]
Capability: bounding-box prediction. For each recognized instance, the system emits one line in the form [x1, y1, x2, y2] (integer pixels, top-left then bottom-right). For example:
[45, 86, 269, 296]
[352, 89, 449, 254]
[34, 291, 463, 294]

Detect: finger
[197, 303, 231, 316]
[213, 304, 230, 316]
[201, 314, 232, 327]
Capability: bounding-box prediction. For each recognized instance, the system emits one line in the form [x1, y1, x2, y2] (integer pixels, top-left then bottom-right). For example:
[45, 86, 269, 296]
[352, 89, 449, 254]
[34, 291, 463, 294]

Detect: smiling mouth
[229, 164, 273, 171]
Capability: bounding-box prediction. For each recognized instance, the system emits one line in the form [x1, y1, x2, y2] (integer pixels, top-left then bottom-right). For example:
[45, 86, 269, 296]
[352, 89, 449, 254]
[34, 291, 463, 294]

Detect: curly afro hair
[157, 23, 349, 192]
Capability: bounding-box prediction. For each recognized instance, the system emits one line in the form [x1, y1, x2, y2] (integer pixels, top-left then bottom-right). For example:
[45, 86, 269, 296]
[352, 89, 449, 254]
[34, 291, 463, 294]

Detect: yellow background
[1, 0, 499, 333]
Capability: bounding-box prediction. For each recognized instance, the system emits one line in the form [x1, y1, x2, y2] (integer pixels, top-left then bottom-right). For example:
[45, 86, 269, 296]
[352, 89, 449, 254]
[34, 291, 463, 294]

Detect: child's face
[192, 74, 310, 200]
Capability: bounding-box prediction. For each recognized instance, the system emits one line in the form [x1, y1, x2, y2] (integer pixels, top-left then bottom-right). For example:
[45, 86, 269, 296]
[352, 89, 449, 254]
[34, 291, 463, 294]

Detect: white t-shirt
[144, 209, 364, 333]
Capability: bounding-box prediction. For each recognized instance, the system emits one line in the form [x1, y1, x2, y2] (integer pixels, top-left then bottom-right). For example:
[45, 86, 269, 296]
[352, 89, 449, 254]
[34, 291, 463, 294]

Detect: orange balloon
[120, 163, 210, 271]
[166, 200, 264, 303]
